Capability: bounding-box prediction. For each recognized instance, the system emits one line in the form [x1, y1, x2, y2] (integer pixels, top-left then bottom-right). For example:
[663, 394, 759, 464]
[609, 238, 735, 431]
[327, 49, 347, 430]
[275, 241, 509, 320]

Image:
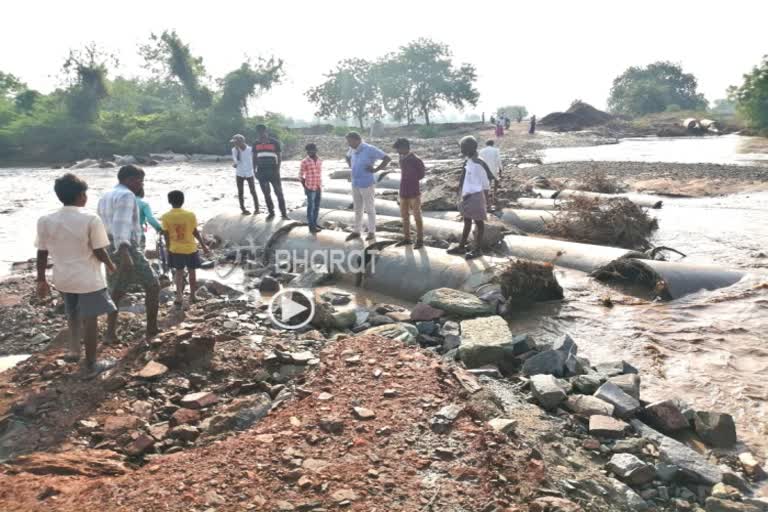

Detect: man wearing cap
[231, 134, 259, 215]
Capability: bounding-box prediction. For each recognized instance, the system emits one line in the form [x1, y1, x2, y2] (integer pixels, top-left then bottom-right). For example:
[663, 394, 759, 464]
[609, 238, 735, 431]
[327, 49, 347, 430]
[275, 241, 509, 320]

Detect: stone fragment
[738, 452, 766, 480]
[606, 453, 656, 486]
[607, 478, 650, 511]
[594, 360, 639, 378]
[572, 374, 602, 394]
[410, 303, 444, 321]
[589, 415, 628, 439]
[430, 404, 463, 433]
[319, 417, 344, 434]
[641, 400, 690, 433]
[180, 392, 218, 410]
[331, 489, 358, 503]
[522, 350, 565, 377]
[705, 497, 762, 512]
[594, 382, 641, 418]
[419, 288, 493, 317]
[124, 434, 155, 456]
[352, 407, 376, 420]
[711, 483, 741, 500]
[137, 361, 168, 379]
[564, 395, 614, 417]
[104, 415, 143, 436]
[530, 374, 567, 410]
[694, 411, 737, 448]
[488, 418, 517, 435]
[608, 373, 641, 400]
[169, 408, 201, 427]
[169, 425, 200, 442]
[457, 316, 516, 370]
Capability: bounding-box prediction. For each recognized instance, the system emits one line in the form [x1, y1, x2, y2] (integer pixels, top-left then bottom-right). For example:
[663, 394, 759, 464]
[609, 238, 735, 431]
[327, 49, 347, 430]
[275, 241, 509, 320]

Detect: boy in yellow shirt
[161, 190, 210, 307]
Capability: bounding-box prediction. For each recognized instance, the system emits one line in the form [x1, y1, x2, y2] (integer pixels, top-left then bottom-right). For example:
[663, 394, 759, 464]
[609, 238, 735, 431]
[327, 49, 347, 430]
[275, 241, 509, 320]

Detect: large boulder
[607, 453, 656, 486]
[608, 374, 641, 400]
[631, 420, 723, 485]
[641, 400, 690, 434]
[694, 411, 737, 448]
[530, 374, 567, 410]
[590, 415, 629, 439]
[456, 316, 519, 371]
[419, 288, 493, 318]
[522, 350, 566, 378]
[564, 395, 614, 417]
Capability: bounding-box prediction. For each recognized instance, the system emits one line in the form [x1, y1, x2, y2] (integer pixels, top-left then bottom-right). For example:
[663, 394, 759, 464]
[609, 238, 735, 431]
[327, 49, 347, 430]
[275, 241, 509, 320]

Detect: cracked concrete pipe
[375, 171, 401, 190]
[516, 198, 571, 210]
[591, 258, 745, 300]
[288, 208, 506, 247]
[323, 180, 397, 197]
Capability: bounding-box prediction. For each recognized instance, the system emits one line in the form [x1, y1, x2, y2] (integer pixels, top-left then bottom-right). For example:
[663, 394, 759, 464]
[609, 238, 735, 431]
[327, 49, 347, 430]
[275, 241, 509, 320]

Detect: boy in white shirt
[478, 139, 502, 206]
[447, 136, 493, 260]
[36, 174, 117, 377]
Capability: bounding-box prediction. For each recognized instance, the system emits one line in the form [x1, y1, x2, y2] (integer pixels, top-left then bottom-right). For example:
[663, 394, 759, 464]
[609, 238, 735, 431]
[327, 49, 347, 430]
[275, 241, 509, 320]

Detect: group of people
[35, 165, 210, 377]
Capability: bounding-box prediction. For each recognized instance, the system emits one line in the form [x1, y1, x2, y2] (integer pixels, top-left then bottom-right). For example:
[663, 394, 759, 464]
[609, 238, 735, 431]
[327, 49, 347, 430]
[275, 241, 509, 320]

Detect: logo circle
[268, 288, 315, 330]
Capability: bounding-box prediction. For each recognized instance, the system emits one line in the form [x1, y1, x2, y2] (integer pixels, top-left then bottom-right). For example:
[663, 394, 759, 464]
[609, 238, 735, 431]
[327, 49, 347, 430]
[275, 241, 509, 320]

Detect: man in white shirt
[231, 134, 260, 215]
[98, 165, 160, 342]
[36, 173, 117, 377]
[447, 136, 492, 260]
[478, 140, 502, 207]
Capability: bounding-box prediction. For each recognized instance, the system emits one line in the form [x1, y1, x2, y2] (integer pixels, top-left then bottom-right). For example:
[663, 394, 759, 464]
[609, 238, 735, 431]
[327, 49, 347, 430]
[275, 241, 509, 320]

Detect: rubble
[694, 411, 738, 448]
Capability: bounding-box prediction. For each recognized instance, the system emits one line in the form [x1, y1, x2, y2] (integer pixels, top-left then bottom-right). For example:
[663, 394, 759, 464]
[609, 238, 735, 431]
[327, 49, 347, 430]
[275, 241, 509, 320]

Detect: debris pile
[540, 101, 613, 132]
[544, 196, 659, 250]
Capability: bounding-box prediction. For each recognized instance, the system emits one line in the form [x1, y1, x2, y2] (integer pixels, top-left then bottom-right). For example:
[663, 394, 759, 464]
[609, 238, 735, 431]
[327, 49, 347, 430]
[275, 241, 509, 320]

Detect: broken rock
[694, 411, 737, 448]
[738, 452, 766, 480]
[169, 408, 201, 427]
[430, 404, 464, 434]
[410, 303, 444, 321]
[564, 395, 614, 417]
[705, 497, 762, 512]
[457, 316, 516, 370]
[641, 399, 690, 433]
[594, 382, 641, 418]
[608, 373, 641, 400]
[137, 361, 168, 379]
[419, 288, 493, 318]
[589, 415, 628, 439]
[607, 453, 656, 486]
[488, 418, 517, 435]
[124, 434, 155, 456]
[352, 407, 376, 420]
[594, 360, 639, 378]
[522, 350, 566, 377]
[180, 392, 219, 410]
[530, 374, 567, 410]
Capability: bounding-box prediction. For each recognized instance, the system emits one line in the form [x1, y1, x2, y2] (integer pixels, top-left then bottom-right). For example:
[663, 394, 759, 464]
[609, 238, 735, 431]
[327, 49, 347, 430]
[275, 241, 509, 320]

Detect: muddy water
[1, 148, 768, 469]
[542, 134, 768, 166]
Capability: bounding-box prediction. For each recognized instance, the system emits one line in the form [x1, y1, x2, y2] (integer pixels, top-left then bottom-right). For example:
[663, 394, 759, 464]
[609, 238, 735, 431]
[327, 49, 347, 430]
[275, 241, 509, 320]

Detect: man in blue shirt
[344, 132, 391, 241]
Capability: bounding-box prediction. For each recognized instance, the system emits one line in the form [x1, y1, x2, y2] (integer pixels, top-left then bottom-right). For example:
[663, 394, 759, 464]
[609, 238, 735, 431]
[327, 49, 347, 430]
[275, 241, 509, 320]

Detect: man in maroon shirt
[393, 138, 426, 249]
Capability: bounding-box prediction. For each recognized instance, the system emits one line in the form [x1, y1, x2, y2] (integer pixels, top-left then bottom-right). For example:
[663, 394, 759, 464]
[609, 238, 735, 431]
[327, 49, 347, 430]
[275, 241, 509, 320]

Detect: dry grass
[500, 259, 564, 309]
[545, 196, 658, 250]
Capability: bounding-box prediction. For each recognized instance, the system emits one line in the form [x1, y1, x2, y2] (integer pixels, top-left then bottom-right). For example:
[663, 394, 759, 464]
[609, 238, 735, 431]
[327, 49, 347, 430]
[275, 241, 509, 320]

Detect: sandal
[465, 249, 483, 260]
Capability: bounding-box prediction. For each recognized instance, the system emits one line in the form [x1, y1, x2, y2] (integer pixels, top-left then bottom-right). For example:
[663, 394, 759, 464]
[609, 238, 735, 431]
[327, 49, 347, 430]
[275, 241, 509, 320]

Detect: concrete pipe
[591, 258, 744, 300]
[363, 244, 506, 302]
[323, 180, 397, 197]
[555, 189, 664, 209]
[329, 170, 351, 180]
[376, 171, 401, 190]
[699, 119, 720, 134]
[515, 198, 570, 210]
[203, 214, 299, 247]
[320, 193, 404, 217]
[502, 234, 644, 274]
[498, 209, 557, 233]
[683, 118, 701, 131]
[288, 208, 506, 247]
[533, 188, 559, 199]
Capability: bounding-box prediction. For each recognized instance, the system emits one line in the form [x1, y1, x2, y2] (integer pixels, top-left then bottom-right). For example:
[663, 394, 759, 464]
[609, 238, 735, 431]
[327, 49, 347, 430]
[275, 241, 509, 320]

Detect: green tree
[710, 98, 736, 116]
[306, 58, 382, 130]
[140, 30, 212, 108]
[61, 43, 117, 122]
[395, 39, 479, 125]
[729, 55, 768, 131]
[608, 61, 707, 116]
[208, 58, 284, 138]
[498, 105, 528, 122]
[0, 72, 25, 98]
[376, 55, 416, 124]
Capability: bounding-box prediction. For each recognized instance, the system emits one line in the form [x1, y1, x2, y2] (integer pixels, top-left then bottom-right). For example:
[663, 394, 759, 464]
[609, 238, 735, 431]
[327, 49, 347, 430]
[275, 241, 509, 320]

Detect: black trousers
[236, 176, 259, 210]
[257, 172, 287, 215]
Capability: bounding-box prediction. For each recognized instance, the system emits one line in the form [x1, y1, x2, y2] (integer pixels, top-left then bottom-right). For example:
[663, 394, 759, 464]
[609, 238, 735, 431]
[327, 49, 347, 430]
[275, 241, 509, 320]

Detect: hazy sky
[2, 0, 766, 120]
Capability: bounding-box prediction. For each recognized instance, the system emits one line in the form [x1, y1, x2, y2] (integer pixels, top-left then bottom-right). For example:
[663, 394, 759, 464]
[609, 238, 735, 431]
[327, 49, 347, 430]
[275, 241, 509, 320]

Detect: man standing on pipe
[448, 136, 492, 260]
[253, 124, 287, 220]
[345, 131, 391, 241]
[393, 138, 425, 249]
[230, 134, 259, 215]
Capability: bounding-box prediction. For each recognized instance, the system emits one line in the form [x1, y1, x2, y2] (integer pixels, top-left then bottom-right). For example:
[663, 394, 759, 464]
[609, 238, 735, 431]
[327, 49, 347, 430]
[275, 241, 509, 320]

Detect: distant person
[504, 115, 511, 130]
[478, 140, 503, 205]
[300, 143, 323, 233]
[161, 190, 210, 308]
[136, 190, 162, 249]
[97, 165, 160, 342]
[36, 174, 117, 377]
[447, 136, 491, 260]
[344, 132, 391, 241]
[482, 112, 485, 124]
[230, 134, 259, 215]
[529, 115, 537, 134]
[495, 117, 505, 138]
[253, 124, 287, 219]
[393, 138, 425, 249]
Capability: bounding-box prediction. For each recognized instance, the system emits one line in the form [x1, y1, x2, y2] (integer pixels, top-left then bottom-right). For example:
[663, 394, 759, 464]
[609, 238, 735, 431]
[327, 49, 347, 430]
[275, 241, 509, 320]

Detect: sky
[1, 0, 766, 121]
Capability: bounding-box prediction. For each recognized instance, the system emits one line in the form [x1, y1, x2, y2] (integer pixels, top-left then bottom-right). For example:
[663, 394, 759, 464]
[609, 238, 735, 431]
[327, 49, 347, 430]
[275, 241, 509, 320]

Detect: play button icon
[269, 289, 315, 330]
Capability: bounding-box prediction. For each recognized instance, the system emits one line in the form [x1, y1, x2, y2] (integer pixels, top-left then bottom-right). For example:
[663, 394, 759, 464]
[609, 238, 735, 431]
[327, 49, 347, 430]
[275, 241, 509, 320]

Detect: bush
[417, 125, 440, 138]
[665, 104, 681, 112]
[333, 125, 353, 137]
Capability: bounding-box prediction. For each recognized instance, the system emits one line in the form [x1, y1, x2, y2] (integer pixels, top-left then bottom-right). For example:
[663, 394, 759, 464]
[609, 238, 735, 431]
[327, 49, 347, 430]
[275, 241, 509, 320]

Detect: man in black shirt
[252, 124, 287, 219]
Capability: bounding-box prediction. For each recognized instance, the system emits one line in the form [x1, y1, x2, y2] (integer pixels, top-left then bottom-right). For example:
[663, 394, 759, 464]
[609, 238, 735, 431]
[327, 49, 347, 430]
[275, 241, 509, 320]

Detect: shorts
[62, 288, 117, 320]
[168, 251, 202, 270]
[460, 192, 487, 221]
[107, 242, 160, 295]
